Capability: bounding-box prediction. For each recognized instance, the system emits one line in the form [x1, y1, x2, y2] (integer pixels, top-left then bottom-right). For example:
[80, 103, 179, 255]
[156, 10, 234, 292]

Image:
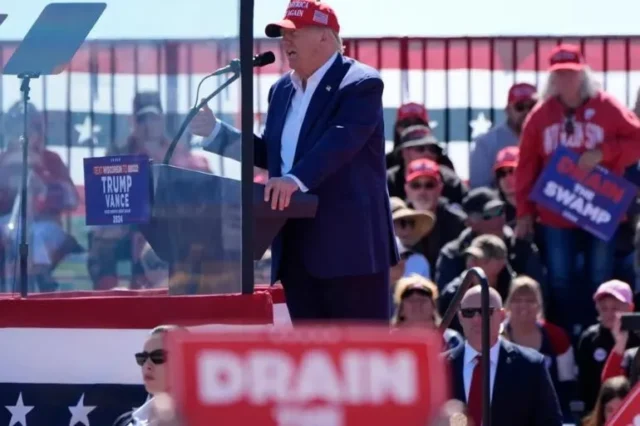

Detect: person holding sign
[515, 44, 640, 337]
[192, 0, 397, 321]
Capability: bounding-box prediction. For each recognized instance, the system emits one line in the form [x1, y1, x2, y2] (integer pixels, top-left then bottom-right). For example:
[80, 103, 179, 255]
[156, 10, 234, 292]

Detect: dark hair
[582, 376, 630, 426]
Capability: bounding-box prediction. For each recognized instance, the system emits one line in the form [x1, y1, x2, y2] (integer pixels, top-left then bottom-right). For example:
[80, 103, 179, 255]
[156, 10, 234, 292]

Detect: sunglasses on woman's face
[135, 349, 166, 366]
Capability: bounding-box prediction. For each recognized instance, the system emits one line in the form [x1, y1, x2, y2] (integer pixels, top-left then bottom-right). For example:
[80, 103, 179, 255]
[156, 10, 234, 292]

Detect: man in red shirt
[514, 44, 640, 337]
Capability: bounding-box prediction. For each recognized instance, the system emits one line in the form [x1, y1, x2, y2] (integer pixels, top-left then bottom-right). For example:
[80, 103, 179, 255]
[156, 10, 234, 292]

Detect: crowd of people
[390, 44, 640, 425]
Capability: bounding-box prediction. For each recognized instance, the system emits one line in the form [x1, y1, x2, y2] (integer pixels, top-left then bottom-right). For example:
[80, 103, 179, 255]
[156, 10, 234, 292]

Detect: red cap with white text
[548, 44, 586, 71]
[265, 0, 340, 38]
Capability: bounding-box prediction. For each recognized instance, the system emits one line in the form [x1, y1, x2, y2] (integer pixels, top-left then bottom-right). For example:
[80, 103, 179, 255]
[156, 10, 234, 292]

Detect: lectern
[138, 164, 318, 295]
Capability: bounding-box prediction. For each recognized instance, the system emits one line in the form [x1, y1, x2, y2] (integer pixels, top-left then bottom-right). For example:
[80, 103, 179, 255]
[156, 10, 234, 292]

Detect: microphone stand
[162, 71, 240, 165]
[17, 73, 38, 298]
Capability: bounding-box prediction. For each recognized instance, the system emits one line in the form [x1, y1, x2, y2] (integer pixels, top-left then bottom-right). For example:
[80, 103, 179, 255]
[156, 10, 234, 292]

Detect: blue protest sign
[530, 146, 637, 241]
[83, 155, 151, 226]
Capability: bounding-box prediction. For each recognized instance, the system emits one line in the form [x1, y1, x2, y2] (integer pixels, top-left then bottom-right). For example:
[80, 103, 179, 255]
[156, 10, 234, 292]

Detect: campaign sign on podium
[83, 155, 151, 225]
[605, 382, 640, 425]
[529, 146, 636, 241]
[166, 327, 448, 426]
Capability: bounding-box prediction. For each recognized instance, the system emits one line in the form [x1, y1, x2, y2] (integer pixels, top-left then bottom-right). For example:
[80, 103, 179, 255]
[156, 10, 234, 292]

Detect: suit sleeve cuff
[203, 118, 223, 145]
[285, 174, 309, 193]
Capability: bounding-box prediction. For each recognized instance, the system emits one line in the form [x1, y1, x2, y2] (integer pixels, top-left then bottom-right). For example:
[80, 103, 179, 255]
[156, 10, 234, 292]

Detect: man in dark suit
[445, 286, 562, 426]
[190, 0, 397, 321]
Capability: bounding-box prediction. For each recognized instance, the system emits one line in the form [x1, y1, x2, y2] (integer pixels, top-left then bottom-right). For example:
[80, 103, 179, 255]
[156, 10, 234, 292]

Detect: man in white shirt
[445, 286, 562, 426]
[189, 0, 398, 321]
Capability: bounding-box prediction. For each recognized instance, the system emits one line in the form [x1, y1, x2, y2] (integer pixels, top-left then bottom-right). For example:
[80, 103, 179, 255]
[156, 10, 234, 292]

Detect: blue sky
[1, 0, 639, 40]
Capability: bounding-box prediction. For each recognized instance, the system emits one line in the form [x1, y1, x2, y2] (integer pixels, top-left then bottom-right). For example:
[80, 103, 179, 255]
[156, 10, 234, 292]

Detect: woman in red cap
[515, 44, 640, 337]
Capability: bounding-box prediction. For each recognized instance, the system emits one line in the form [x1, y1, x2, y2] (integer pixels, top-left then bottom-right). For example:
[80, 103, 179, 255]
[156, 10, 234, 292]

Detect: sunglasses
[460, 307, 496, 318]
[496, 168, 515, 179]
[135, 349, 166, 366]
[396, 218, 415, 229]
[469, 204, 504, 221]
[409, 180, 438, 191]
[514, 102, 535, 113]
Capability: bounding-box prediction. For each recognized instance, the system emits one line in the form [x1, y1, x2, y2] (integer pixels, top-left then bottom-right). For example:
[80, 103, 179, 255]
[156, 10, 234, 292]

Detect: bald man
[445, 286, 562, 426]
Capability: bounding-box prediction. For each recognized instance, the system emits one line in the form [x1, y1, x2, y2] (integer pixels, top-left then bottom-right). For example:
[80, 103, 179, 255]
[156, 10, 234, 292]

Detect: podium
[138, 164, 318, 295]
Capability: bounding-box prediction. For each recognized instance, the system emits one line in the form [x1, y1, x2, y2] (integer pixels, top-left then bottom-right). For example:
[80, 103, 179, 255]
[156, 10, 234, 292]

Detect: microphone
[209, 51, 275, 76]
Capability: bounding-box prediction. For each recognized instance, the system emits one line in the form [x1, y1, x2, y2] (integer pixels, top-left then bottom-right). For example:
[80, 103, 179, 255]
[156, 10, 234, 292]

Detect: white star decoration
[74, 116, 102, 145]
[68, 394, 96, 426]
[428, 120, 438, 129]
[469, 112, 493, 139]
[5, 393, 34, 426]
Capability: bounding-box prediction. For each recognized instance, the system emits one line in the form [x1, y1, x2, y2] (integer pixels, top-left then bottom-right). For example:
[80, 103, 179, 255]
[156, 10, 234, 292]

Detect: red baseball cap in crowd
[593, 280, 634, 305]
[265, 0, 340, 38]
[397, 102, 429, 123]
[507, 83, 537, 105]
[494, 146, 519, 171]
[406, 158, 441, 182]
[548, 44, 586, 71]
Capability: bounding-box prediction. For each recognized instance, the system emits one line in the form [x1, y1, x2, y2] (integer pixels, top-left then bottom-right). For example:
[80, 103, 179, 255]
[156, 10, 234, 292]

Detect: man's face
[505, 100, 535, 132]
[496, 167, 516, 198]
[394, 218, 416, 243]
[401, 145, 438, 164]
[554, 69, 582, 99]
[405, 176, 442, 212]
[458, 290, 505, 346]
[596, 296, 631, 329]
[466, 204, 506, 235]
[466, 256, 506, 279]
[136, 113, 165, 142]
[281, 27, 323, 73]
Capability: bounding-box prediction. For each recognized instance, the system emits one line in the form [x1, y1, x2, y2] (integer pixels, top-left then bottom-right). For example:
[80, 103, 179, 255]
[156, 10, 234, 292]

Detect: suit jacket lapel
[491, 341, 514, 422]
[293, 55, 348, 164]
[449, 345, 466, 402]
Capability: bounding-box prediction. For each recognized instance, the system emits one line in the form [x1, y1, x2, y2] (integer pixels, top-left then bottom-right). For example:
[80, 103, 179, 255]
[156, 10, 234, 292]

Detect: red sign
[167, 326, 449, 426]
[606, 382, 640, 426]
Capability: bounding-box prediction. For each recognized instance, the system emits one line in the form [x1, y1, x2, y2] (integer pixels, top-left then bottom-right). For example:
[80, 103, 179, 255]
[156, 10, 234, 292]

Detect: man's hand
[264, 176, 299, 210]
[611, 313, 629, 355]
[578, 149, 603, 171]
[189, 99, 217, 137]
[515, 215, 534, 239]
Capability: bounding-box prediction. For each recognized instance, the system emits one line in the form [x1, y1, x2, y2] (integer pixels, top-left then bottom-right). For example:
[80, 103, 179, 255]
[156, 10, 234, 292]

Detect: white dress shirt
[207, 52, 339, 193]
[462, 339, 501, 404]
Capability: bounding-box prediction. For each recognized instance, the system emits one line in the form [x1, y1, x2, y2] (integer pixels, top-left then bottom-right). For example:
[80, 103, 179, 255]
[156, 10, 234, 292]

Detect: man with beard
[469, 82, 537, 188]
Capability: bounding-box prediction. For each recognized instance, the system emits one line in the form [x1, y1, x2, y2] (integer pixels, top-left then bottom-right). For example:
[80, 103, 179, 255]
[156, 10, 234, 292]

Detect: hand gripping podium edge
[137, 164, 318, 294]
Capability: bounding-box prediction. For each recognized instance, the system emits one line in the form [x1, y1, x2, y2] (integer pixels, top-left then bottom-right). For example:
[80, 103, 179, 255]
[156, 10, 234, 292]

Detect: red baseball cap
[548, 44, 586, 71]
[507, 83, 537, 105]
[265, 0, 340, 38]
[397, 102, 429, 123]
[494, 146, 519, 171]
[406, 159, 441, 183]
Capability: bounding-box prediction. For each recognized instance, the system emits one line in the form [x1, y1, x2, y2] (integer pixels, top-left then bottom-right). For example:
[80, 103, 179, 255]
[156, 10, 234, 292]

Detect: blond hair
[391, 274, 440, 326]
[505, 275, 545, 318]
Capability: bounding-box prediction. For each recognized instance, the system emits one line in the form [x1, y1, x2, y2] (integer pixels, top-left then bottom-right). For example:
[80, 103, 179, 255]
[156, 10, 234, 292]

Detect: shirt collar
[290, 52, 339, 93]
[463, 338, 501, 366]
[132, 397, 154, 424]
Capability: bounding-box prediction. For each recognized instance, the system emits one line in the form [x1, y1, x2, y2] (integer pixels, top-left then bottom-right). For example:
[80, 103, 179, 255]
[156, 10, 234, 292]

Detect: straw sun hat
[390, 197, 435, 245]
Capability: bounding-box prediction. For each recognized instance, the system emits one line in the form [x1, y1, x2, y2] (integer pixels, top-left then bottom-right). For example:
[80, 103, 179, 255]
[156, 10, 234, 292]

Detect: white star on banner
[469, 112, 493, 139]
[5, 393, 34, 426]
[428, 120, 438, 129]
[74, 116, 102, 145]
[68, 394, 96, 426]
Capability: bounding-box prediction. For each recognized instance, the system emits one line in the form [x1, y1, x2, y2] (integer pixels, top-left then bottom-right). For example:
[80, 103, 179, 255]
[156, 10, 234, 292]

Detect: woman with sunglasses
[113, 325, 184, 426]
[515, 44, 640, 337]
